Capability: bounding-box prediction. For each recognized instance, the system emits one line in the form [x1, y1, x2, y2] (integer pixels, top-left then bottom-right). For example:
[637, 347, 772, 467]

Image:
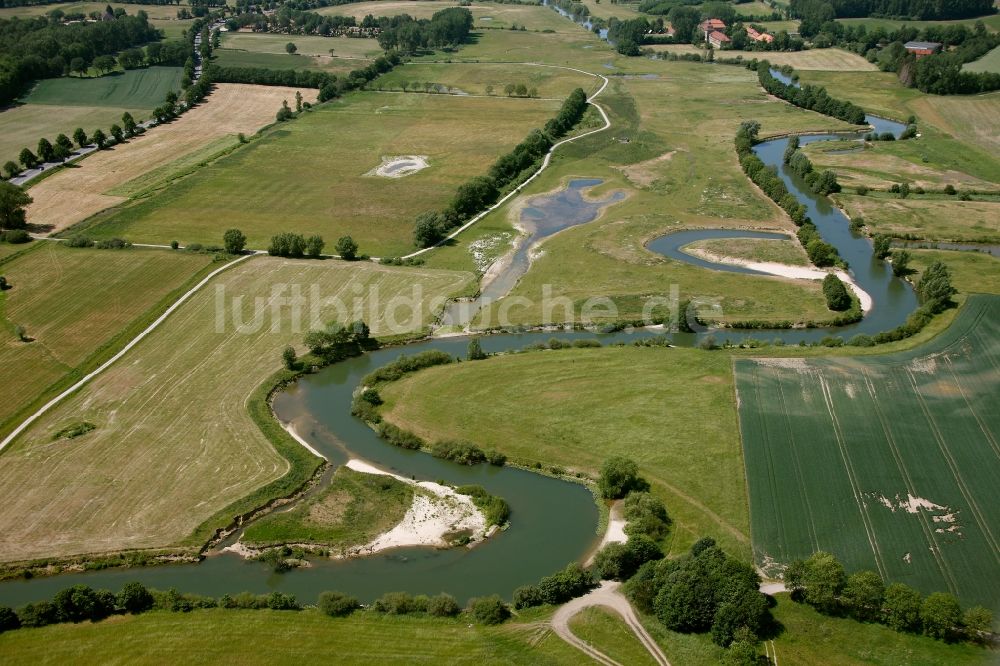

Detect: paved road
[551, 581, 671, 666]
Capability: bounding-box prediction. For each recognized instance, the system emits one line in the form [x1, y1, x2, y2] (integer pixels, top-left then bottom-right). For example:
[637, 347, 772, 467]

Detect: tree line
[413, 87, 590, 248]
[376, 7, 474, 55]
[0, 9, 160, 105]
[754, 61, 867, 125]
[787, 551, 993, 643]
[224, 5, 358, 36]
[793, 0, 995, 21]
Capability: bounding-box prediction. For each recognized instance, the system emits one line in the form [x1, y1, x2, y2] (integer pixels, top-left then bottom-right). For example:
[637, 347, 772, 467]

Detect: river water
[0, 66, 923, 608]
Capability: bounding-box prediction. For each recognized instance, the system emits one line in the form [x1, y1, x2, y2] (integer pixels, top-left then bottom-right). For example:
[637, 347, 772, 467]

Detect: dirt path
[400, 62, 613, 260]
[552, 581, 671, 666]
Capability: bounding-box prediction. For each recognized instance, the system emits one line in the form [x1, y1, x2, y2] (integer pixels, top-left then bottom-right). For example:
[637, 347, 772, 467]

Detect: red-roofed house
[700, 18, 726, 33]
[708, 30, 731, 48]
[746, 27, 774, 44]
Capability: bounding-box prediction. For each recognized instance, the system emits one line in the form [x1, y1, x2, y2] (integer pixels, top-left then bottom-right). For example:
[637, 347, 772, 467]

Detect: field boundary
[0, 253, 257, 453]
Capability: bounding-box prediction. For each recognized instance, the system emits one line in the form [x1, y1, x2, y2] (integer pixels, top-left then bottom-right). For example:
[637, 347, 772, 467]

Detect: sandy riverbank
[685, 248, 874, 313]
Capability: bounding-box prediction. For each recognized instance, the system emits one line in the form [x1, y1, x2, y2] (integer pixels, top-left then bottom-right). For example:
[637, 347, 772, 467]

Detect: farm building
[904, 40, 942, 57]
[700, 18, 727, 42]
[708, 30, 731, 48]
[746, 26, 774, 44]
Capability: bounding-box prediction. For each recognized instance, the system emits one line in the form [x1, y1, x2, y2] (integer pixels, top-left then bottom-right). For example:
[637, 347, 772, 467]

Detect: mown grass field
[22, 67, 184, 109]
[805, 141, 1000, 194]
[0, 243, 213, 434]
[377, 62, 600, 98]
[735, 295, 1000, 614]
[838, 13, 1000, 33]
[221, 32, 382, 60]
[727, 48, 878, 71]
[29, 83, 315, 236]
[0, 257, 471, 562]
[83, 90, 561, 256]
[380, 346, 751, 559]
[242, 467, 413, 548]
[319, 0, 575, 32]
[838, 196, 1000, 243]
[964, 44, 1000, 73]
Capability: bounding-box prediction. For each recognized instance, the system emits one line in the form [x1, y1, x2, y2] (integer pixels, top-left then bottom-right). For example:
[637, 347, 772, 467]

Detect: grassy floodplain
[0, 257, 471, 563]
[735, 295, 1000, 614]
[437, 58, 861, 327]
[0, 243, 213, 433]
[724, 48, 878, 71]
[376, 62, 600, 98]
[380, 346, 750, 559]
[568, 607, 657, 666]
[683, 236, 810, 266]
[242, 467, 413, 548]
[82, 90, 562, 256]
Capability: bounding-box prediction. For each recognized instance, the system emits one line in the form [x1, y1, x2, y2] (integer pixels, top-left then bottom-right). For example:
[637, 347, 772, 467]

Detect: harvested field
[725, 48, 878, 71]
[0, 244, 212, 432]
[212, 50, 362, 75]
[0, 257, 471, 562]
[221, 32, 382, 59]
[25, 84, 317, 235]
[736, 295, 1000, 614]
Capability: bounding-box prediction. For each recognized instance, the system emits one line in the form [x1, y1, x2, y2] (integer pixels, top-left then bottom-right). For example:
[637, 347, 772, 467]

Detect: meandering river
[0, 70, 924, 608]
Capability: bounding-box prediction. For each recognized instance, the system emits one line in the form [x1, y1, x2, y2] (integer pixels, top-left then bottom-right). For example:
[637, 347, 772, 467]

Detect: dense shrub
[467, 595, 511, 625]
[0, 606, 20, 633]
[427, 593, 461, 617]
[363, 350, 454, 384]
[513, 562, 594, 608]
[455, 485, 510, 526]
[593, 535, 663, 581]
[0, 229, 29, 244]
[822, 274, 852, 311]
[598, 456, 648, 499]
[117, 582, 154, 615]
[318, 591, 359, 617]
[623, 491, 671, 540]
[375, 421, 424, 450]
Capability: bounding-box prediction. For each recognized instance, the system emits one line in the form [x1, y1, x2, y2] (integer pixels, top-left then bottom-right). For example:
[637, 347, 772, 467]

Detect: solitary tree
[117, 582, 154, 614]
[91, 129, 107, 149]
[872, 234, 892, 260]
[18, 148, 37, 170]
[305, 235, 325, 258]
[467, 337, 487, 360]
[295, 90, 303, 113]
[515, 83, 528, 97]
[0, 182, 32, 230]
[70, 57, 87, 76]
[73, 127, 88, 148]
[890, 249, 911, 277]
[598, 456, 644, 499]
[335, 235, 358, 260]
[286, 42, 297, 54]
[485, 84, 494, 95]
[36, 138, 54, 163]
[504, 83, 515, 96]
[122, 112, 137, 137]
[223, 228, 246, 254]
[920, 592, 961, 639]
[916, 261, 956, 310]
[282, 345, 297, 370]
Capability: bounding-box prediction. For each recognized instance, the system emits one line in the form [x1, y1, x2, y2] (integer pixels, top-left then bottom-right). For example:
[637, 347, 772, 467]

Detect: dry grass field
[0, 257, 471, 562]
[25, 84, 317, 235]
[726, 48, 878, 71]
[0, 244, 213, 432]
[839, 196, 1000, 243]
[318, 0, 574, 32]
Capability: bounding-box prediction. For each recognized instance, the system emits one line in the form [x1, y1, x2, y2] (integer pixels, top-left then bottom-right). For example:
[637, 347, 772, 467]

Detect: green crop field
[0, 2, 185, 19]
[242, 467, 413, 547]
[81, 91, 561, 257]
[735, 295, 1000, 614]
[0, 257, 471, 563]
[964, 44, 1000, 73]
[0, 243, 213, 434]
[380, 346, 750, 559]
[22, 67, 185, 109]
